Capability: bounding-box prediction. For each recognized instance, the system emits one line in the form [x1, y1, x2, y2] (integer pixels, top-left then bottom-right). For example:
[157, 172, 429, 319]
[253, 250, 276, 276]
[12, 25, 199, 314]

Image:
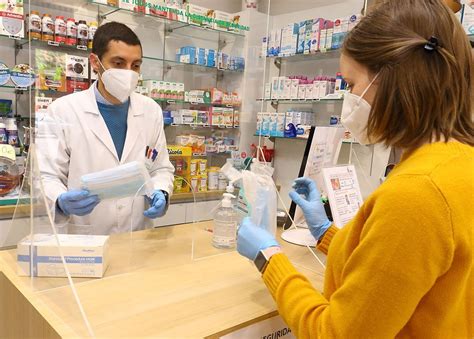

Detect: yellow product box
[198, 159, 207, 175]
[168, 145, 192, 193]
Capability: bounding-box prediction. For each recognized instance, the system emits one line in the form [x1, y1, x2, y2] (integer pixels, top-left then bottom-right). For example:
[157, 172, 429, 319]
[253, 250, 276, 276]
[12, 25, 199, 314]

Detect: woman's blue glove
[289, 177, 331, 240]
[144, 190, 167, 219]
[237, 217, 280, 261]
[57, 190, 100, 217]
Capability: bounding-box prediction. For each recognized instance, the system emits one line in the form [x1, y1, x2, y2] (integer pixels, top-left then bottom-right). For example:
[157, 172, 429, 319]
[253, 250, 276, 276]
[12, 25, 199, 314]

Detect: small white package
[17, 234, 109, 278]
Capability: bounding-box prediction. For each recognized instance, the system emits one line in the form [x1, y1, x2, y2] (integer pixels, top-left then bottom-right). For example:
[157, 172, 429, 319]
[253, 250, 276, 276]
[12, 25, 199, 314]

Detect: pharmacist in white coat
[36, 22, 174, 235]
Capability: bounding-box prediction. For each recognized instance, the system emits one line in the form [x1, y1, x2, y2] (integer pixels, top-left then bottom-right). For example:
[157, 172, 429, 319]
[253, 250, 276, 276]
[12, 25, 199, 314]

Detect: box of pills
[283, 78, 292, 100]
[278, 76, 286, 99]
[261, 112, 271, 135]
[304, 19, 313, 54]
[305, 81, 315, 100]
[271, 77, 280, 99]
[214, 10, 232, 31]
[332, 18, 348, 49]
[276, 112, 285, 137]
[310, 18, 325, 53]
[297, 21, 307, 54]
[269, 112, 278, 136]
[265, 83, 272, 99]
[462, 4, 474, 35]
[325, 20, 334, 51]
[298, 82, 306, 99]
[17, 234, 109, 278]
[256, 112, 263, 135]
[187, 4, 213, 28]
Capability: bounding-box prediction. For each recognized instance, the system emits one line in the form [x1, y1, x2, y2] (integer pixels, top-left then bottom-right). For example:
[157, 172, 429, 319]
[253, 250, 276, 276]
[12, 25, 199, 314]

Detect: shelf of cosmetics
[168, 145, 232, 194]
[89, 0, 248, 35]
[263, 73, 347, 102]
[175, 46, 245, 72]
[262, 14, 361, 59]
[256, 110, 340, 139]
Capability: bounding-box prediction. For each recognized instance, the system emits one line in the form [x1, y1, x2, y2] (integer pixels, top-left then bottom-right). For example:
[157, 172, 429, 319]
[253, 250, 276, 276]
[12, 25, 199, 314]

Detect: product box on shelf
[282, 78, 292, 100]
[462, 4, 474, 35]
[256, 112, 263, 135]
[303, 19, 313, 54]
[348, 14, 361, 31]
[188, 90, 211, 104]
[310, 18, 325, 53]
[187, 4, 213, 28]
[168, 145, 192, 193]
[322, 20, 335, 51]
[177, 46, 197, 64]
[144, 80, 161, 99]
[264, 83, 272, 99]
[206, 48, 216, 67]
[280, 23, 298, 57]
[210, 107, 224, 126]
[213, 10, 232, 31]
[298, 82, 306, 100]
[67, 78, 89, 93]
[223, 108, 234, 127]
[233, 110, 239, 127]
[0, 0, 24, 38]
[66, 55, 88, 79]
[290, 79, 299, 99]
[261, 112, 271, 135]
[17, 234, 110, 278]
[297, 20, 307, 54]
[36, 49, 67, 92]
[332, 17, 348, 49]
[271, 77, 279, 99]
[217, 52, 229, 70]
[278, 76, 286, 100]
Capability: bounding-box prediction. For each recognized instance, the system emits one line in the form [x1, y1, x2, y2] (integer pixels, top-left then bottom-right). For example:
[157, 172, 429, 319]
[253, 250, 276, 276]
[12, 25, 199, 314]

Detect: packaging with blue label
[206, 49, 216, 67]
[297, 21, 307, 54]
[304, 20, 313, 54]
[0, 62, 10, 86]
[310, 18, 325, 53]
[17, 234, 109, 278]
[197, 48, 206, 66]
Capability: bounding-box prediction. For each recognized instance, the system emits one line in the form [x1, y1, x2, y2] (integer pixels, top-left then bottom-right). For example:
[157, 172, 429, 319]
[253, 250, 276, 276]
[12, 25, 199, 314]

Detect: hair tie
[424, 36, 439, 52]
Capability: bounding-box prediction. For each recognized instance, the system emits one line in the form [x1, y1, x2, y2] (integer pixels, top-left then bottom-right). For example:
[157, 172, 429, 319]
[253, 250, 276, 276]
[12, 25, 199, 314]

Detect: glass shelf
[0, 34, 90, 52]
[257, 98, 343, 104]
[154, 98, 240, 108]
[143, 55, 244, 74]
[166, 123, 238, 130]
[87, 0, 246, 40]
[267, 49, 341, 63]
[255, 134, 308, 141]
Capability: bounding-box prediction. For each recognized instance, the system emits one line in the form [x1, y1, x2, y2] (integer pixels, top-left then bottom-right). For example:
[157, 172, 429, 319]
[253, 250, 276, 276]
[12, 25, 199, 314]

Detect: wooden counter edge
[0, 255, 78, 338]
[206, 310, 279, 338]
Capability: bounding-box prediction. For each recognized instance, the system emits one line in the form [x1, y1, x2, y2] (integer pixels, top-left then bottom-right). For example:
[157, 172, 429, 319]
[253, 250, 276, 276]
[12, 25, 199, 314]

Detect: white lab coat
[36, 84, 175, 235]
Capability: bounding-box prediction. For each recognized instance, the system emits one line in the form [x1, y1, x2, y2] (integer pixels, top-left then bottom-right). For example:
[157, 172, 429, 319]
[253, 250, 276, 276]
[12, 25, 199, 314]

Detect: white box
[348, 14, 362, 31]
[462, 4, 474, 35]
[274, 28, 282, 56]
[17, 234, 109, 278]
[261, 36, 268, 57]
[187, 4, 213, 28]
[305, 82, 314, 100]
[214, 10, 232, 31]
[293, 111, 302, 126]
[313, 80, 321, 99]
[285, 111, 294, 129]
[0, 14, 24, 38]
[278, 76, 286, 100]
[319, 80, 328, 98]
[298, 84, 306, 100]
[290, 79, 299, 99]
[304, 20, 313, 54]
[271, 77, 280, 99]
[283, 79, 292, 100]
[66, 55, 89, 79]
[264, 83, 272, 99]
[270, 112, 278, 136]
[261, 112, 271, 135]
[276, 113, 285, 137]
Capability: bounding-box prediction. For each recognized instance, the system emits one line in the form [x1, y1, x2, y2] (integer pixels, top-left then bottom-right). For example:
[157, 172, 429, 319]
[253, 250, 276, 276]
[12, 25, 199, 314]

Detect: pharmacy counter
[0, 221, 324, 338]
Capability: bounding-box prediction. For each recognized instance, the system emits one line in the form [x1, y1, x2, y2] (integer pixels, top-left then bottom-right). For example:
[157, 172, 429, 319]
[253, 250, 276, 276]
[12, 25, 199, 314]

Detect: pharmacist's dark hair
[343, 0, 473, 149]
[92, 22, 142, 59]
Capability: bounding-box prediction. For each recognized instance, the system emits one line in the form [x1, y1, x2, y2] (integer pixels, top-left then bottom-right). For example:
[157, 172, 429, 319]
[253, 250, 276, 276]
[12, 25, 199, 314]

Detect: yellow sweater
[263, 142, 473, 338]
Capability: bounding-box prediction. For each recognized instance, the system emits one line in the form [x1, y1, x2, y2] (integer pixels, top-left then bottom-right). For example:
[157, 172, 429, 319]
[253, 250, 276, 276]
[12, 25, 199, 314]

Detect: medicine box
[290, 79, 299, 99]
[298, 83, 306, 100]
[261, 36, 268, 58]
[297, 21, 307, 54]
[310, 18, 325, 53]
[264, 83, 272, 99]
[271, 77, 280, 99]
[280, 24, 298, 57]
[304, 20, 313, 54]
[283, 79, 292, 99]
[0, 0, 25, 38]
[324, 20, 334, 51]
[17, 234, 109, 278]
[261, 112, 271, 135]
[273, 29, 282, 56]
[332, 18, 349, 49]
[285, 111, 294, 130]
[213, 10, 232, 31]
[187, 4, 213, 28]
[278, 76, 286, 99]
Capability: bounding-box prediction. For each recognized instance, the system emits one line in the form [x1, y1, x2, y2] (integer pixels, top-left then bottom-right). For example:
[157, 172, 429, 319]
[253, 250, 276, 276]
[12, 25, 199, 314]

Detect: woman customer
[237, 0, 473, 337]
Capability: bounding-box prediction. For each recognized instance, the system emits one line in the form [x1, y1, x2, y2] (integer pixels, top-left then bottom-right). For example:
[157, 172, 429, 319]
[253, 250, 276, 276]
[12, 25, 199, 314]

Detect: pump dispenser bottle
[212, 193, 238, 249]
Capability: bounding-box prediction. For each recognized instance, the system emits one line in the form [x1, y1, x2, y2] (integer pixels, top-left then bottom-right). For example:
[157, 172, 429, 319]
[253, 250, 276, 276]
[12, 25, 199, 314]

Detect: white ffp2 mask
[340, 73, 379, 145]
[97, 58, 139, 103]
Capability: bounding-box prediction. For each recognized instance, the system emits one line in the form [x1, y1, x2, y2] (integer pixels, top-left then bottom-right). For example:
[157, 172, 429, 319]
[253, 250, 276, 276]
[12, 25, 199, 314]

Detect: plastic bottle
[77, 20, 89, 48]
[66, 18, 77, 46]
[212, 193, 238, 249]
[6, 118, 18, 147]
[54, 16, 67, 44]
[41, 14, 54, 42]
[29, 11, 42, 40]
[88, 22, 98, 49]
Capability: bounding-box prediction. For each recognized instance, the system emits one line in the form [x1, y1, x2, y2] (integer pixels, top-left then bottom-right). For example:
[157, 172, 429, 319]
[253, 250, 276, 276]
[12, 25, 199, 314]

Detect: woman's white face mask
[96, 57, 139, 103]
[340, 73, 379, 145]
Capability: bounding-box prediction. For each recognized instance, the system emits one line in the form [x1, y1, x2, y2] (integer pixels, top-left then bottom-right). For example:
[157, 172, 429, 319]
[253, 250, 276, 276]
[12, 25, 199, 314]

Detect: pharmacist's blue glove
[289, 177, 331, 240]
[57, 190, 100, 217]
[144, 190, 167, 219]
[237, 217, 280, 261]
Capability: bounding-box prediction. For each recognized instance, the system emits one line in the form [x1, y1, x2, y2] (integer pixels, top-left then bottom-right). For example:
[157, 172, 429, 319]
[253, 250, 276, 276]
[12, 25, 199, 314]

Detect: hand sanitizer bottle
[212, 193, 238, 249]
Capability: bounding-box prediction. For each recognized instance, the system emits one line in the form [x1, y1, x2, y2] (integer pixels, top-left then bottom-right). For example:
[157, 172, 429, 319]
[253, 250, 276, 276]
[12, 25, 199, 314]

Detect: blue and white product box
[280, 24, 298, 56]
[256, 112, 263, 135]
[261, 36, 268, 57]
[297, 21, 307, 54]
[206, 49, 216, 67]
[271, 77, 280, 99]
[17, 234, 109, 278]
[177, 46, 197, 64]
[332, 18, 348, 49]
[304, 19, 313, 54]
[276, 113, 286, 137]
[325, 21, 335, 50]
[269, 112, 278, 136]
[267, 31, 274, 56]
[274, 28, 282, 56]
[285, 111, 295, 128]
[197, 48, 206, 66]
[261, 112, 271, 135]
